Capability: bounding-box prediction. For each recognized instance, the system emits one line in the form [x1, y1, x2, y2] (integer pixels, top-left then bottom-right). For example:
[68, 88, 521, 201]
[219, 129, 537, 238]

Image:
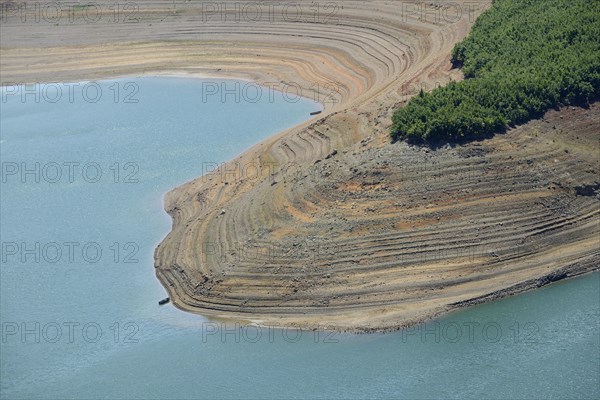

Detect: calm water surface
[1, 78, 598, 399]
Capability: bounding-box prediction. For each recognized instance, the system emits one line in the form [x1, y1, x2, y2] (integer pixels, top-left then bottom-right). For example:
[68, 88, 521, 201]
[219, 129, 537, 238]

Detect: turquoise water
[1, 78, 598, 399]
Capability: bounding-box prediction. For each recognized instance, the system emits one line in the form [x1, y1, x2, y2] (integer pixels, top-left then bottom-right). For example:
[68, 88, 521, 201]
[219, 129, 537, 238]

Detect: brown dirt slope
[155, 102, 599, 331]
[2, 1, 597, 331]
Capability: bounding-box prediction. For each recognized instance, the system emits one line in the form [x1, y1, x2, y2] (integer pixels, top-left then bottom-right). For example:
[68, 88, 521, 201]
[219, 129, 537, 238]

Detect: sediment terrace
[1, 0, 475, 108]
[155, 103, 599, 331]
[2, 1, 598, 331]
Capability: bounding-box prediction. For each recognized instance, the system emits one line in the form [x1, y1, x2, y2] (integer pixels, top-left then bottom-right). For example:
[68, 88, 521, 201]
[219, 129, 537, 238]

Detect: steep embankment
[2, 1, 597, 331]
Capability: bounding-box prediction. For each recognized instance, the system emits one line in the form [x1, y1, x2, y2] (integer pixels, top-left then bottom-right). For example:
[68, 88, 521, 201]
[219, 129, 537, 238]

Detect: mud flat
[3, 1, 597, 331]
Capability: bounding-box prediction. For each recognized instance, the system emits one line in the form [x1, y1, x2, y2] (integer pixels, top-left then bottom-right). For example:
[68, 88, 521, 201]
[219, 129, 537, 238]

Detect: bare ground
[2, 1, 598, 331]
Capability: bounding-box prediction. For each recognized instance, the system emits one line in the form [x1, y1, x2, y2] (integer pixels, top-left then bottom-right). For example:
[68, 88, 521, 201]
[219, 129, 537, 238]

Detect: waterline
[1, 77, 598, 399]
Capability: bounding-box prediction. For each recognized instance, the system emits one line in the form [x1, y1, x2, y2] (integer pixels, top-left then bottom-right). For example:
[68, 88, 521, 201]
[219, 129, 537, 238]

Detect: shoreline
[159, 231, 599, 334]
[165, 269, 600, 335]
[2, 0, 597, 332]
[153, 91, 599, 332]
[0, 72, 325, 111]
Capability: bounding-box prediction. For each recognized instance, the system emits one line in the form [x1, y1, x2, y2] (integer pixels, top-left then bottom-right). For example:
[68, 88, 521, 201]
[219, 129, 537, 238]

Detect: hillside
[392, 0, 600, 143]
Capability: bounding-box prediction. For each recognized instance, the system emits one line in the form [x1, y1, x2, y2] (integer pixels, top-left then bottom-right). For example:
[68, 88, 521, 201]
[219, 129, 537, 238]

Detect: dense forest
[391, 0, 600, 143]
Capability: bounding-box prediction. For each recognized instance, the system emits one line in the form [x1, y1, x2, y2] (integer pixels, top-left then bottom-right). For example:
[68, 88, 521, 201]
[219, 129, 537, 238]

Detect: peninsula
[3, 0, 597, 331]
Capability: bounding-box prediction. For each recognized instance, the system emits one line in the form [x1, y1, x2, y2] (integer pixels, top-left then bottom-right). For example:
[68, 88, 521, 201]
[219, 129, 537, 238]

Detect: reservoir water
[1, 77, 598, 399]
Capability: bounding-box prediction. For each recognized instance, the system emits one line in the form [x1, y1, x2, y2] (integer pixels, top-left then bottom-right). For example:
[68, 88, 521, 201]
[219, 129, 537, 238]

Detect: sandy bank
[2, 1, 597, 331]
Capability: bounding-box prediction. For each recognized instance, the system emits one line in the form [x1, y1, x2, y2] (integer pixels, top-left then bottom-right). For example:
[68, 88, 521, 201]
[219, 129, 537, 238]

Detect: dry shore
[2, 1, 598, 331]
